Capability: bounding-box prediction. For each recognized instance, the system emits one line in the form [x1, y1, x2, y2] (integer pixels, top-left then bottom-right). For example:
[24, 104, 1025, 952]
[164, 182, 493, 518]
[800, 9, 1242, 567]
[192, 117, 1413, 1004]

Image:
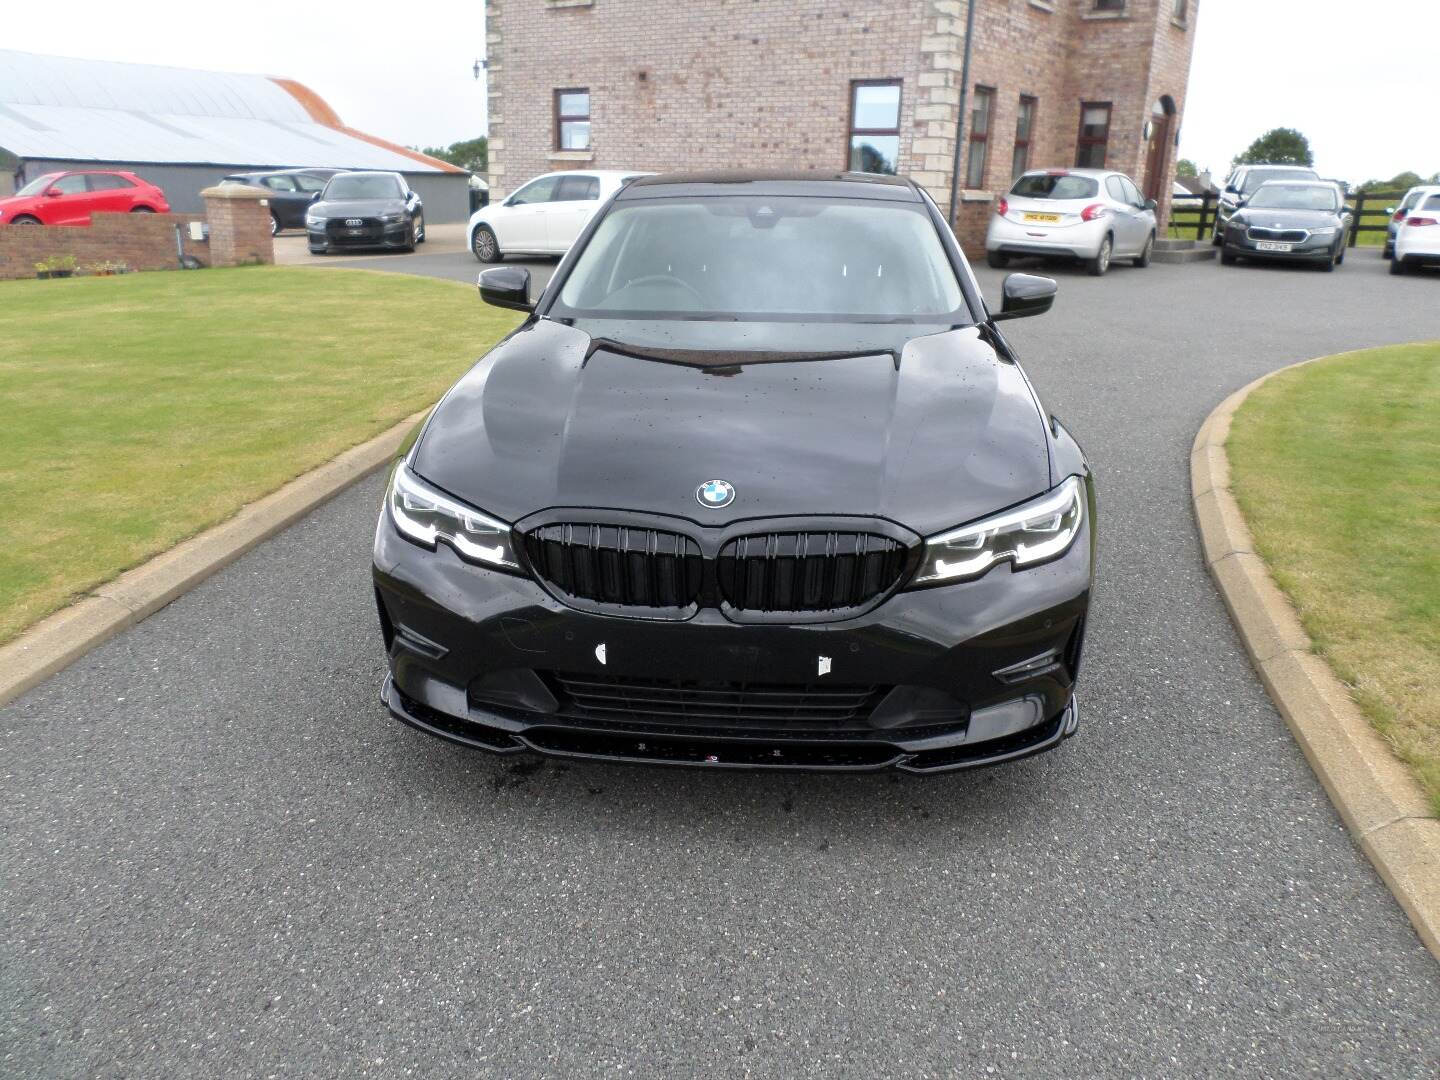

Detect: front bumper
[372, 490, 1095, 774]
[986, 214, 1106, 260]
[308, 221, 411, 251]
[1223, 229, 1337, 261]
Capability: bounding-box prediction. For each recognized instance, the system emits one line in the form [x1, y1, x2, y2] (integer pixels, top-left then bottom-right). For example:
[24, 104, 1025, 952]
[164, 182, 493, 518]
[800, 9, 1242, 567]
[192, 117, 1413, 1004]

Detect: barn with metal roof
[0, 48, 471, 221]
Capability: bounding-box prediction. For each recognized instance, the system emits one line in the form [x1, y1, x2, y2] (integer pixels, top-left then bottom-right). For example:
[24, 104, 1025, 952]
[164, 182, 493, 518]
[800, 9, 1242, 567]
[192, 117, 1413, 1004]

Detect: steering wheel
[623, 274, 705, 306]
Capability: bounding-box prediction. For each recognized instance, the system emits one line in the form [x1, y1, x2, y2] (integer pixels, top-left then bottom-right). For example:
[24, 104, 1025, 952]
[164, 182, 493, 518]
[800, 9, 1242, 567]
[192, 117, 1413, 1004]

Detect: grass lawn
[0, 266, 519, 644]
[1228, 342, 1440, 815]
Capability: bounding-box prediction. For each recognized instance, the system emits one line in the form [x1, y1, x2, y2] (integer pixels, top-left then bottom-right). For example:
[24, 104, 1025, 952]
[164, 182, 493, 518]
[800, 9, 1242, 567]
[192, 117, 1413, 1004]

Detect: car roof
[1240, 164, 1318, 172]
[1020, 167, 1114, 178]
[1254, 180, 1334, 189]
[618, 170, 922, 202]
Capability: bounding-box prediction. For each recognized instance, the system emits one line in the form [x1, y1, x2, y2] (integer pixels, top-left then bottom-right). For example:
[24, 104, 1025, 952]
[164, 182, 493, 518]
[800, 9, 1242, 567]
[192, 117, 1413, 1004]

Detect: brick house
[483, 0, 1199, 253]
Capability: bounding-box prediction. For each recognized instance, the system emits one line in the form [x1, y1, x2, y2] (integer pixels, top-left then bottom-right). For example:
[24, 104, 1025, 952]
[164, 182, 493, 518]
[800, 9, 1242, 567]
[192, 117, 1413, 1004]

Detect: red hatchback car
[0, 170, 170, 227]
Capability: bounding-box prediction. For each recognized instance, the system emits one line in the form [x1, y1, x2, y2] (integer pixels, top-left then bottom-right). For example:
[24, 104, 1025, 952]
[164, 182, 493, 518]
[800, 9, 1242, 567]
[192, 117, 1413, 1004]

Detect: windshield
[1010, 173, 1099, 200]
[15, 173, 61, 197]
[1241, 168, 1316, 194]
[1247, 185, 1338, 211]
[554, 196, 966, 323]
[324, 175, 402, 200]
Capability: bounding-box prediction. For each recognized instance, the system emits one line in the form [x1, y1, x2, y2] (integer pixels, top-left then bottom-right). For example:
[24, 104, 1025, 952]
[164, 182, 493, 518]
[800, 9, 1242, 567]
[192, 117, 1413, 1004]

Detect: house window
[965, 87, 994, 189]
[555, 88, 591, 151]
[1075, 102, 1111, 168]
[1012, 96, 1037, 179]
[1093, 0, 1125, 10]
[1172, 0, 1188, 19]
[848, 80, 902, 175]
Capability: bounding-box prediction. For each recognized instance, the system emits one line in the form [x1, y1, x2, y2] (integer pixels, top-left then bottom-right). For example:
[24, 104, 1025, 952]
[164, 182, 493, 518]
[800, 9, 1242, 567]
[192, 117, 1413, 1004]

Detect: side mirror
[478, 266, 533, 312]
[1144, 198, 1158, 211]
[992, 273, 1057, 323]
[43, 187, 62, 197]
[310, 191, 322, 203]
[1384, 206, 1395, 215]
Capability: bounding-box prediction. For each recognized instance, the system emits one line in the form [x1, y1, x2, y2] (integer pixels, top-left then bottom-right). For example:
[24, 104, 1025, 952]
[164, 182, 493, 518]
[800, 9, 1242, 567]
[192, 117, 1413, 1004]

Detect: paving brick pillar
[200, 185, 275, 267]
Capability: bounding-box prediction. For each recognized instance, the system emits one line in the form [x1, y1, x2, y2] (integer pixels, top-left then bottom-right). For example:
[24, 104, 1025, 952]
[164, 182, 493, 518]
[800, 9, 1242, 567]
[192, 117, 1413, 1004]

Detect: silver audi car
[985, 168, 1158, 276]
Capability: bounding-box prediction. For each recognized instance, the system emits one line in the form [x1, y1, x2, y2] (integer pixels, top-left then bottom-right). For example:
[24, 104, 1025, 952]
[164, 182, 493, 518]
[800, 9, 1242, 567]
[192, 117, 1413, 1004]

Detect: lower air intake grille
[523, 523, 703, 609]
[548, 671, 888, 732]
[717, 531, 908, 612]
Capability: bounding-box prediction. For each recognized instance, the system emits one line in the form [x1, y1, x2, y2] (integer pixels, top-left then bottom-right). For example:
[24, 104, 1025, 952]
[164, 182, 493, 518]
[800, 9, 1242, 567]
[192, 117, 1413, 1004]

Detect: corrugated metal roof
[0, 49, 451, 173]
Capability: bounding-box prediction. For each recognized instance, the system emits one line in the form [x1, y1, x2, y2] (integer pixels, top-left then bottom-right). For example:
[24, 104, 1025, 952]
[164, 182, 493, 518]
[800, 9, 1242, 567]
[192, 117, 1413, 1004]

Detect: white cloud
[1180, 0, 1438, 184]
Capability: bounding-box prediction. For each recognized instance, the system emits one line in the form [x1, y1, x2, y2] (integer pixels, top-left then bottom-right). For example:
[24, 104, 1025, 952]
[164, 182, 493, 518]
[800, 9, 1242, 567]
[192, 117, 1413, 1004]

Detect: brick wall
[0, 185, 276, 281]
[0, 213, 208, 281]
[486, 0, 1198, 255]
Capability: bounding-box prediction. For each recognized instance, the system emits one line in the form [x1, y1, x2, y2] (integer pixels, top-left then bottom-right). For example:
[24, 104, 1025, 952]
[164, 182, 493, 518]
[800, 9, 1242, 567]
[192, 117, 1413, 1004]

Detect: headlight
[387, 464, 522, 572]
[911, 476, 1085, 587]
[380, 212, 403, 224]
[1228, 217, 1248, 231]
[1309, 227, 1337, 237]
[305, 215, 324, 229]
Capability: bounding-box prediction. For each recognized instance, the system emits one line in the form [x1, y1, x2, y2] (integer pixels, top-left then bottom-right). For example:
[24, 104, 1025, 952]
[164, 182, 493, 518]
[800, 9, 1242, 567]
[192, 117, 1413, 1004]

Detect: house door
[1143, 107, 1173, 203]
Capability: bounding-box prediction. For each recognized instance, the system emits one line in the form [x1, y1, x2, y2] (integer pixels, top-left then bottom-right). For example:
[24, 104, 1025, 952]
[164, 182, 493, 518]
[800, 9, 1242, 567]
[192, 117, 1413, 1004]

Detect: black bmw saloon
[373, 171, 1095, 774]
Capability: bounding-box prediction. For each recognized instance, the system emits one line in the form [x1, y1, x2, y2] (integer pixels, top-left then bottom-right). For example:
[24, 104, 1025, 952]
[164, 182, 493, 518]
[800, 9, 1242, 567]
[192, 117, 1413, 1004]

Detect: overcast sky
[6, 0, 1436, 186]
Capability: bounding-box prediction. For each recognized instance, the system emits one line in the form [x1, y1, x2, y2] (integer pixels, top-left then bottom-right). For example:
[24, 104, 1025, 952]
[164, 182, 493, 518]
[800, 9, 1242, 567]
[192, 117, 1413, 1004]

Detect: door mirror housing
[1143, 198, 1158, 212]
[992, 273, 1057, 323]
[310, 191, 322, 203]
[478, 266, 534, 312]
[43, 187, 63, 197]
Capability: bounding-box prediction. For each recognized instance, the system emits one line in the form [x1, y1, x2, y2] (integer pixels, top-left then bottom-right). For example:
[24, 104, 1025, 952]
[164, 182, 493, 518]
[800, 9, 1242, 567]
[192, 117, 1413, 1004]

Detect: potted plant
[46, 255, 78, 279]
[34, 261, 50, 280]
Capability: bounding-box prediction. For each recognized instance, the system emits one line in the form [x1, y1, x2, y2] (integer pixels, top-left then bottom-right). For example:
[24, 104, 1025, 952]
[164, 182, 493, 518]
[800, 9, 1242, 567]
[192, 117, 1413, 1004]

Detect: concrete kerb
[0, 410, 426, 710]
[1191, 355, 1440, 962]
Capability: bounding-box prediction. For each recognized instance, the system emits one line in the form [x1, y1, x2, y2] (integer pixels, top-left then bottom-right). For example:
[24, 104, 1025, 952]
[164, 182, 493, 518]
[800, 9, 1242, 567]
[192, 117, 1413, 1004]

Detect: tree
[1358, 171, 1423, 194]
[1175, 158, 1198, 178]
[1232, 128, 1313, 168]
[417, 136, 489, 173]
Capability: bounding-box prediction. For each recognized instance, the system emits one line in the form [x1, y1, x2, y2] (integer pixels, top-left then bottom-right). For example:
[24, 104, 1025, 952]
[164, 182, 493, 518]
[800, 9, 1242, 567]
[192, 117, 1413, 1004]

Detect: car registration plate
[1023, 212, 1060, 224]
[347, 228, 366, 236]
[1256, 241, 1293, 252]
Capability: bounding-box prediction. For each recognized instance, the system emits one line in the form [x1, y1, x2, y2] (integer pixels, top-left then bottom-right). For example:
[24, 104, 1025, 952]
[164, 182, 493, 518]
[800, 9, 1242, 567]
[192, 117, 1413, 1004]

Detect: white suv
[469, 170, 652, 262]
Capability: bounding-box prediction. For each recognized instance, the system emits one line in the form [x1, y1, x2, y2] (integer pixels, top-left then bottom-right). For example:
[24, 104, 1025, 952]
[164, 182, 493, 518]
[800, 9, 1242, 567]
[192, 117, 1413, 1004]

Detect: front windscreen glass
[553, 196, 966, 323]
[15, 174, 60, 197]
[1010, 174, 1100, 200]
[1247, 185, 1338, 211]
[1241, 169, 1315, 194]
[324, 175, 402, 200]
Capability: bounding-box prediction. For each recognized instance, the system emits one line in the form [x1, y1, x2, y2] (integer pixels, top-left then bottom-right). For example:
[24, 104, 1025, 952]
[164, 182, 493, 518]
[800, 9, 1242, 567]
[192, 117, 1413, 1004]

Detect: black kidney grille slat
[717, 531, 907, 613]
[525, 524, 702, 609]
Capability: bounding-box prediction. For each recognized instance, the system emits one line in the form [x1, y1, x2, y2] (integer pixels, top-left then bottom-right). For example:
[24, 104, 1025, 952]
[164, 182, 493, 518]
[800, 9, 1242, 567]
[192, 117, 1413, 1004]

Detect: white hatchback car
[1390, 185, 1440, 275]
[469, 170, 652, 262]
[985, 168, 1158, 276]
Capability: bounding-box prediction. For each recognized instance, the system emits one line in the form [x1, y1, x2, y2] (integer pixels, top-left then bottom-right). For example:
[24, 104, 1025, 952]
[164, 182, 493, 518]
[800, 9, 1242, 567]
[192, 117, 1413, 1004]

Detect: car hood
[312, 197, 405, 216]
[410, 319, 1053, 537]
[1234, 206, 1339, 227]
[0, 194, 39, 213]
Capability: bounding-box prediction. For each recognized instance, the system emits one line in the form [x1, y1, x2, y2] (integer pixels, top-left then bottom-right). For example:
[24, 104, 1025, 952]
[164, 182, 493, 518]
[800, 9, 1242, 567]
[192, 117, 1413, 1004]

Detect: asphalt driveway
[4, 249, 1439, 1077]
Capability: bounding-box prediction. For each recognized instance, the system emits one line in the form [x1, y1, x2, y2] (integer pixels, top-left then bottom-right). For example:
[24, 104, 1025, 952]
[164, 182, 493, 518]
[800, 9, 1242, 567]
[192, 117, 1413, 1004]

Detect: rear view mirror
[479, 266, 534, 312]
[992, 273, 1057, 322]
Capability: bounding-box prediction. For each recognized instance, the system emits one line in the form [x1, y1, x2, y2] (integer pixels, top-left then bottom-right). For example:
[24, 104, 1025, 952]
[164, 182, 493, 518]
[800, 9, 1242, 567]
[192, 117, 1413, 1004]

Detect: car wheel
[473, 225, 502, 263]
[1389, 256, 1407, 276]
[985, 251, 1009, 269]
[1133, 232, 1154, 269]
[11, 215, 40, 225]
[1211, 226, 1223, 247]
[1087, 235, 1112, 277]
[130, 206, 156, 214]
[1335, 242, 1345, 265]
[1220, 248, 1238, 266]
[1383, 243, 1394, 260]
[270, 213, 280, 237]
[414, 215, 425, 244]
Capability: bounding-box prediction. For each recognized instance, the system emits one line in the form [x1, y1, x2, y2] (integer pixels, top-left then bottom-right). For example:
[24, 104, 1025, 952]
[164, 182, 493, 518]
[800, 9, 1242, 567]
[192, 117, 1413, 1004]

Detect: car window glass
[1010, 173, 1099, 200]
[1241, 168, 1317, 194]
[295, 174, 328, 193]
[1247, 185, 1337, 211]
[1105, 177, 1126, 202]
[324, 174, 404, 200]
[1422, 194, 1440, 211]
[1120, 177, 1144, 205]
[555, 176, 602, 202]
[265, 175, 299, 192]
[509, 176, 560, 206]
[557, 197, 964, 321]
[52, 175, 89, 194]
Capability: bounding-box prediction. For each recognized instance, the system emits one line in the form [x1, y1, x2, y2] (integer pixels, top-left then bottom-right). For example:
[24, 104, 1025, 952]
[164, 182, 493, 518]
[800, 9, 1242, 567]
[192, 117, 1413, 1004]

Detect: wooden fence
[1169, 190, 1408, 248]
